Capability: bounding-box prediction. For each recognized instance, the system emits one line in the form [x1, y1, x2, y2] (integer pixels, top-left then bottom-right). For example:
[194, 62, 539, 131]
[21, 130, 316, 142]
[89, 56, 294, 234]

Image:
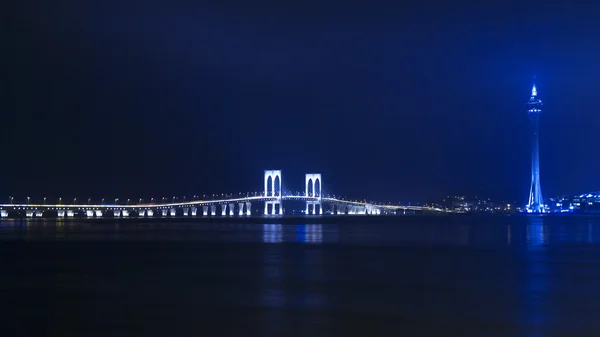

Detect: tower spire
[532, 76, 537, 97]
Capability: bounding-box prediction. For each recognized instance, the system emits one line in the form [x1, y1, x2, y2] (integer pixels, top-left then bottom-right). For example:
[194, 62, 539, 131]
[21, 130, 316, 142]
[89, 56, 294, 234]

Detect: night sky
[3, 0, 600, 204]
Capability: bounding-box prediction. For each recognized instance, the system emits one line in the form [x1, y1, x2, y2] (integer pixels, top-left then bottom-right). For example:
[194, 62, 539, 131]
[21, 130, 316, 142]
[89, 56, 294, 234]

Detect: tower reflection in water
[522, 216, 551, 334]
[526, 216, 547, 248]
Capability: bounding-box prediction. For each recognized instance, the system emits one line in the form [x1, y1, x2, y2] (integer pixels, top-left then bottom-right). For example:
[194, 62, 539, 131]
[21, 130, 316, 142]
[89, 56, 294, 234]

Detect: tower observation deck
[526, 83, 546, 213]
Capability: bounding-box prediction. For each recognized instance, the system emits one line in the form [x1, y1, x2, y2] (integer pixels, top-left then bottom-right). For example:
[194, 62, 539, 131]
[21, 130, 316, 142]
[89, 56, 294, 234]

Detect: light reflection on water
[1, 216, 600, 247]
[523, 216, 551, 336]
[263, 224, 283, 243]
[526, 216, 547, 248]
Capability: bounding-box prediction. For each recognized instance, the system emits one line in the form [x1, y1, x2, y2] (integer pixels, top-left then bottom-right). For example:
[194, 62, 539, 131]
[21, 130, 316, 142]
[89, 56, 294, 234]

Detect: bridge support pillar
[183, 208, 189, 216]
[229, 204, 234, 216]
[35, 210, 43, 217]
[57, 210, 65, 217]
[67, 210, 75, 217]
[95, 210, 102, 217]
[86, 210, 94, 217]
[0, 210, 7, 217]
[123, 210, 130, 217]
[264, 201, 282, 215]
[138, 209, 145, 217]
[114, 210, 121, 217]
[210, 205, 216, 216]
[169, 208, 176, 216]
[25, 210, 34, 217]
[202, 206, 208, 216]
[191, 207, 197, 216]
[239, 203, 244, 216]
[146, 210, 153, 217]
[161, 209, 167, 217]
[305, 201, 322, 215]
[246, 202, 251, 216]
[221, 205, 227, 216]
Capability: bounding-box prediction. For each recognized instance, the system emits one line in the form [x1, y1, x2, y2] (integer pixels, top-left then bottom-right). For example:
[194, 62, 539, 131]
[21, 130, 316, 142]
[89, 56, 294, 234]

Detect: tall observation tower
[526, 82, 546, 213]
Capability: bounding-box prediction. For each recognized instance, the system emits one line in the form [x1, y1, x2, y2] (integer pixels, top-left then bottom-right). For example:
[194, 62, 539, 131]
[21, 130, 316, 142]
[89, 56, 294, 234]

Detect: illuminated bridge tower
[305, 174, 322, 215]
[526, 83, 546, 213]
[264, 170, 283, 215]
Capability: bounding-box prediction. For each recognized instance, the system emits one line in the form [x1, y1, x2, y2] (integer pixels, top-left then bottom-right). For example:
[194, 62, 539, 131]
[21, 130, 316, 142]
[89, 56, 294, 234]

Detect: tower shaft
[526, 84, 545, 213]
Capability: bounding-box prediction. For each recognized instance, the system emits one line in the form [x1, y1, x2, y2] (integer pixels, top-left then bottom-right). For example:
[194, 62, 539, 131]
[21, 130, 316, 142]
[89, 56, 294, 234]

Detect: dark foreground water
[2, 216, 600, 337]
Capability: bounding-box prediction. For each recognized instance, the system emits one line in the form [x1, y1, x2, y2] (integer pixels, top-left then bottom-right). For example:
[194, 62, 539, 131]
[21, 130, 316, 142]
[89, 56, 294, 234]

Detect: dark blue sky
[3, 0, 600, 203]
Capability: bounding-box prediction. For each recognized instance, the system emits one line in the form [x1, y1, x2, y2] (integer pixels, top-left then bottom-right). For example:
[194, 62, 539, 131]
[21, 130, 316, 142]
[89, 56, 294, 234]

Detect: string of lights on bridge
[3, 192, 404, 207]
[0, 171, 444, 217]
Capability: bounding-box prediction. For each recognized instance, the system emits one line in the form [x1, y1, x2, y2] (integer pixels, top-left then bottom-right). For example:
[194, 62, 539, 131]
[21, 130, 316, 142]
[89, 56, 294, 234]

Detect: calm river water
[1, 215, 600, 336]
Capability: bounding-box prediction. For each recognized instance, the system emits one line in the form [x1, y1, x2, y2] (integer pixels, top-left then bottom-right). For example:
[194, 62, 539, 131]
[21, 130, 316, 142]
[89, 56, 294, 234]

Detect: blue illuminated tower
[526, 82, 546, 213]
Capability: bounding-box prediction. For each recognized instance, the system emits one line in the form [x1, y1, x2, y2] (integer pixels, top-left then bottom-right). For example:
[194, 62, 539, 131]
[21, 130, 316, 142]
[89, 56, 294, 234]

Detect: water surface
[1, 215, 600, 336]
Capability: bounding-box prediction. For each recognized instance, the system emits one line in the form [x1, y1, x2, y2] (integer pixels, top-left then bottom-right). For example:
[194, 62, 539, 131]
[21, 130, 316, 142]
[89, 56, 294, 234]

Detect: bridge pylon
[305, 173, 322, 215]
[264, 170, 282, 215]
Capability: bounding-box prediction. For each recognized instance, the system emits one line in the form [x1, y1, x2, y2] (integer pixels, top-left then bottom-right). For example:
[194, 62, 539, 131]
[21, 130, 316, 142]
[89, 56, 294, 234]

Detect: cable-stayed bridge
[0, 170, 444, 218]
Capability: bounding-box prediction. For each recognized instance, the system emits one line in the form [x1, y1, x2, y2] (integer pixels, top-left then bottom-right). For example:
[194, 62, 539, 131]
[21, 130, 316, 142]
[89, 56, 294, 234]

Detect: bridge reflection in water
[263, 224, 324, 244]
